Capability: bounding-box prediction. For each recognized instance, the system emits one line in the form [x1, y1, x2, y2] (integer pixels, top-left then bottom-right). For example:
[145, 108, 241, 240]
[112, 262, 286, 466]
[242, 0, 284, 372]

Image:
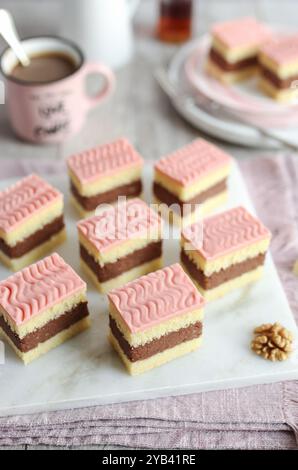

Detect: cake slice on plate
[206, 17, 271, 83]
[259, 35, 298, 102]
[0, 253, 90, 364]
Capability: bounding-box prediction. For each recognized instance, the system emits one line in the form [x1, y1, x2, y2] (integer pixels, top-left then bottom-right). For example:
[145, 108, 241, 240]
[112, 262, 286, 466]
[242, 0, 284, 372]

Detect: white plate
[0, 164, 298, 417]
[185, 35, 298, 126]
[167, 39, 298, 148]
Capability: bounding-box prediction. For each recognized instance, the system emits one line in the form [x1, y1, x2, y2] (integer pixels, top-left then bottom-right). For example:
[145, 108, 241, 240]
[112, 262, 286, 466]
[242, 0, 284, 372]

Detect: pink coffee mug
[0, 36, 115, 144]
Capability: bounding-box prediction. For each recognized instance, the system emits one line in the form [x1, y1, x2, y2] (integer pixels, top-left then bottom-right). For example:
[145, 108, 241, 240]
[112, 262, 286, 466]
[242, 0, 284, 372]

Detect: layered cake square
[181, 206, 271, 301]
[153, 139, 232, 226]
[108, 263, 205, 375]
[67, 138, 144, 217]
[206, 17, 271, 83]
[78, 198, 162, 293]
[0, 253, 90, 364]
[259, 35, 298, 102]
[0, 174, 66, 271]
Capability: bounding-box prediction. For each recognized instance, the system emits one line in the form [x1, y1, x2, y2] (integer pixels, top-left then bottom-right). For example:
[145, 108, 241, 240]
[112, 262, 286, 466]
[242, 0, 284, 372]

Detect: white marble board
[0, 163, 298, 417]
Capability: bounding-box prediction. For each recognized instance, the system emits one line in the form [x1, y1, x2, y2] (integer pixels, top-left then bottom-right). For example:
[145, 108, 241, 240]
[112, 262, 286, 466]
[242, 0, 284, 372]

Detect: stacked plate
[166, 33, 298, 149]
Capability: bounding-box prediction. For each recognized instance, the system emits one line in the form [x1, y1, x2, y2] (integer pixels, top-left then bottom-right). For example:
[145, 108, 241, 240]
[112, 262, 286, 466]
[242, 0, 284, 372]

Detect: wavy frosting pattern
[212, 17, 271, 48]
[154, 139, 231, 187]
[67, 138, 143, 184]
[0, 174, 62, 233]
[78, 198, 161, 253]
[183, 206, 271, 260]
[108, 263, 204, 333]
[0, 253, 86, 325]
[260, 35, 298, 66]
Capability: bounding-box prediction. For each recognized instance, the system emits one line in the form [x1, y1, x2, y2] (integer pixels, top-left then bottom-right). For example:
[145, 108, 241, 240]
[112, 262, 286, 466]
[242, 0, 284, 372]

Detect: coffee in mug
[10, 52, 78, 83]
[0, 36, 115, 144]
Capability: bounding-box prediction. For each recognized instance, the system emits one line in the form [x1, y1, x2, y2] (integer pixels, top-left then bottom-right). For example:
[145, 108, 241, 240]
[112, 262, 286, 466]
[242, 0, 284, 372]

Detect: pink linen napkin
[0, 154, 297, 449]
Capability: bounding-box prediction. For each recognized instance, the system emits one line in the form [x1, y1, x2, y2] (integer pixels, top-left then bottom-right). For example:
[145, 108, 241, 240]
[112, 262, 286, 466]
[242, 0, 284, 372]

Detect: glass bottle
[157, 0, 193, 43]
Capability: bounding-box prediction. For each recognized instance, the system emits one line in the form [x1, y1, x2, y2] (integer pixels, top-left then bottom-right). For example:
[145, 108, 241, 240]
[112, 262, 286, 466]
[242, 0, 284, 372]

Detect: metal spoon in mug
[0, 9, 30, 67]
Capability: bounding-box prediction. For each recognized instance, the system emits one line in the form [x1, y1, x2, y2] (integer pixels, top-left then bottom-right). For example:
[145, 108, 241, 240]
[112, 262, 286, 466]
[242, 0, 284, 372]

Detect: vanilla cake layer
[110, 333, 202, 376]
[69, 166, 142, 198]
[0, 253, 88, 338]
[109, 302, 204, 348]
[181, 236, 270, 276]
[154, 165, 230, 202]
[206, 59, 259, 84]
[1, 317, 90, 365]
[81, 257, 162, 294]
[0, 228, 66, 272]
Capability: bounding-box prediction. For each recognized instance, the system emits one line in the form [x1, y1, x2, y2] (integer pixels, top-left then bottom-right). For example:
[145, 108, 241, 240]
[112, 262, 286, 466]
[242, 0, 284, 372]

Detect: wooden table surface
[0, 0, 296, 450]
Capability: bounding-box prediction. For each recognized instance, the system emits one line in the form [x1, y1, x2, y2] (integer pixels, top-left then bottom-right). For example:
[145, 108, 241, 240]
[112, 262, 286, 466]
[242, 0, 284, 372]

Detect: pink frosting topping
[0, 174, 63, 234]
[182, 206, 271, 260]
[154, 139, 232, 187]
[260, 35, 298, 66]
[77, 198, 161, 253]
[108, 263, 205, 333]
[212, 17, 271, 49]
[67, 138, 144, 184]
[0, 253, 86, 326]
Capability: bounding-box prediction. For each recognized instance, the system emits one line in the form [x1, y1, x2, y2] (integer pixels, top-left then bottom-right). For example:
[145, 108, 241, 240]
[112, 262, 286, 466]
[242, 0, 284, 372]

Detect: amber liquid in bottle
[157, 0, 193, 43]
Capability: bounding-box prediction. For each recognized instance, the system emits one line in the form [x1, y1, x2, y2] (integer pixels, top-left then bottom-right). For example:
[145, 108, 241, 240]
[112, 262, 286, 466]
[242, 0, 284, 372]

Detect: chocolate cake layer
[71, 180, 142, 211]
[0, 302, 89, 353]
[209, 48, 258, 71]
[110, 316, 202, 362]
[0, 215, 65, 259]
[181, 249, 265, 290]
[153, 180, 227, 214]
[80, 241, 162, 282]
[261, 66, 298, 89]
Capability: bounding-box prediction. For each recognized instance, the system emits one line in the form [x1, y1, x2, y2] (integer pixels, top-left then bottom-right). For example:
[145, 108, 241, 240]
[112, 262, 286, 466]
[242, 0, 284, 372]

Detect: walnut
[251, 322, 294, 361]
